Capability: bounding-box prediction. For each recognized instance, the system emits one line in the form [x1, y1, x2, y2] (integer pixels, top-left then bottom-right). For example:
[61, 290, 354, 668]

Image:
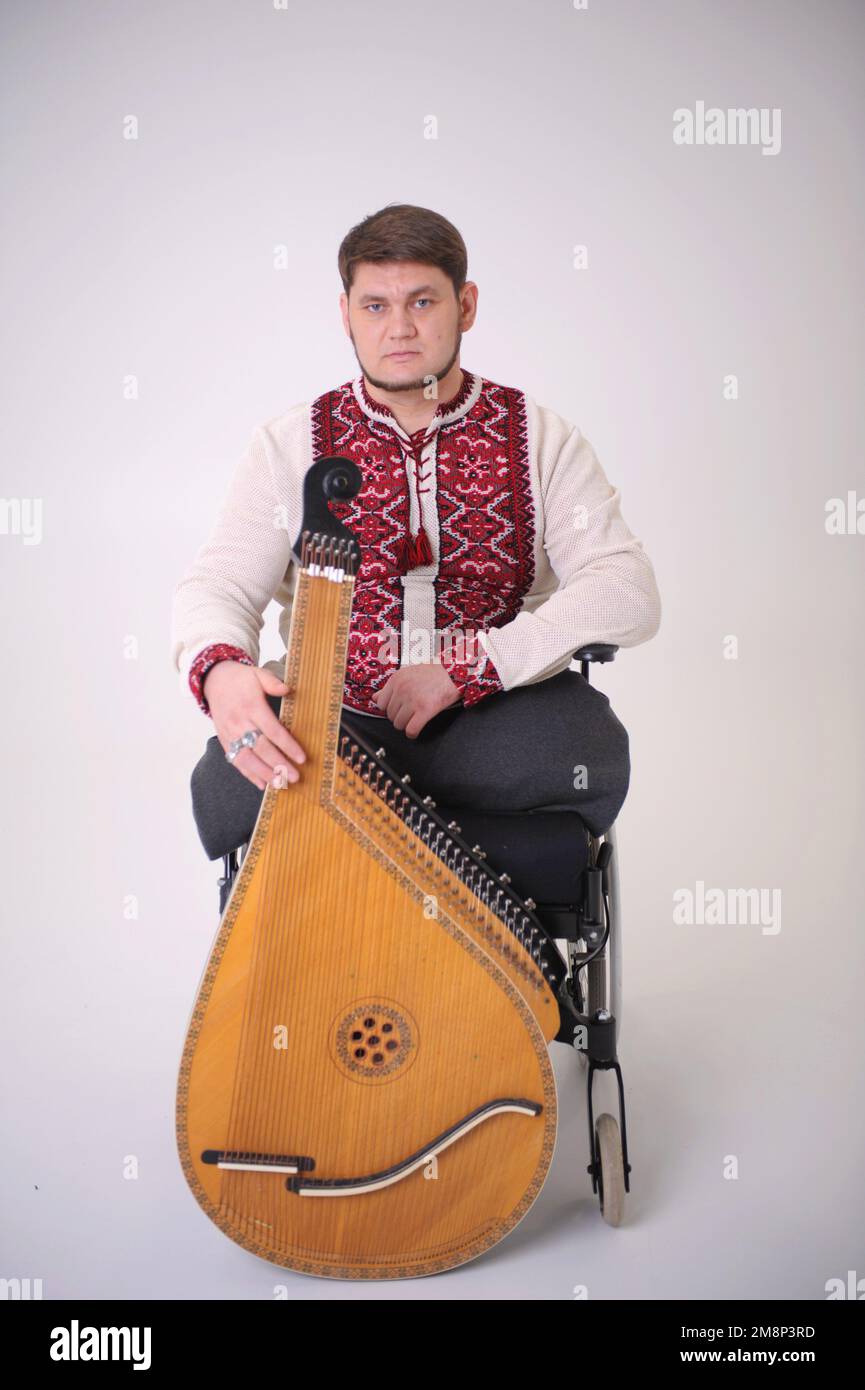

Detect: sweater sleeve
[474, 424, 661, 692]
[170, 425, 294, 705]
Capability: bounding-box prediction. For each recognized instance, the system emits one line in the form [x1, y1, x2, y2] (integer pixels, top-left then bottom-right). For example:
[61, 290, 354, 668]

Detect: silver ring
[225, 728, 263, 764]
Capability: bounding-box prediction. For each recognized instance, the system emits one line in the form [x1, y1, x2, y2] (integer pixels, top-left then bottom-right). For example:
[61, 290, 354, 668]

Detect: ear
[459, 281, 479, 330]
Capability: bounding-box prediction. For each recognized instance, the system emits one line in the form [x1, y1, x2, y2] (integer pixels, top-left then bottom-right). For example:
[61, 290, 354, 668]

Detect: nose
[388, 309, 417, 343]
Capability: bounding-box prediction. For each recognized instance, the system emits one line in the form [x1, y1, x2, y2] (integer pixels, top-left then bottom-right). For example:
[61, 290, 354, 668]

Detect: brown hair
[338, 203, 467, 300]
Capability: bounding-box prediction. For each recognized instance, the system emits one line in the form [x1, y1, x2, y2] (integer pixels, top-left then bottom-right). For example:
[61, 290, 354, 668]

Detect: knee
[567, 688, 630, 806]
[601, 697, 630, 781]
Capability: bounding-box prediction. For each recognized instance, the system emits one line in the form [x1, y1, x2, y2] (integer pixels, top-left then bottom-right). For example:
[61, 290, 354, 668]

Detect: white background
[1, 0, 862, 1299]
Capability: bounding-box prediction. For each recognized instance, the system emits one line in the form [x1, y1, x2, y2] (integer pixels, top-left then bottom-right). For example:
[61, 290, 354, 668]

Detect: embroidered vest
[310, 369, 536, 715]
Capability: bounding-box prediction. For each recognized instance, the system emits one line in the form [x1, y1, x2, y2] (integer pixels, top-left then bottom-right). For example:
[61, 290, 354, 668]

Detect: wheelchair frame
[215, 643, 631, 1225]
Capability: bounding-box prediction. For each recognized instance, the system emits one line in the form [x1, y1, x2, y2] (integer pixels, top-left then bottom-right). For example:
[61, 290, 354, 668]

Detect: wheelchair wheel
[594, 1113, 626, 1227]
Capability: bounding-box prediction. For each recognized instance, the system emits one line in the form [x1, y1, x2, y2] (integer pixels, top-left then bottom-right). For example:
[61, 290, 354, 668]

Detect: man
[171, 203, 661, 862]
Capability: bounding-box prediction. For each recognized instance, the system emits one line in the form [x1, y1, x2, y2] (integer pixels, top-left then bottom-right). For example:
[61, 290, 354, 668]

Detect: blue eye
[365, 299, 431, 312]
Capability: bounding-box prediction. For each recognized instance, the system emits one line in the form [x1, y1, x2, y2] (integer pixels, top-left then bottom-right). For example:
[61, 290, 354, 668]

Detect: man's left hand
[372, 663, 463, 738]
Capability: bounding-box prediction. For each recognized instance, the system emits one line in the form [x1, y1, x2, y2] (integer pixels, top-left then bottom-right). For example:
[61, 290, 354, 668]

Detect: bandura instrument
[176, 456, 567, 1279]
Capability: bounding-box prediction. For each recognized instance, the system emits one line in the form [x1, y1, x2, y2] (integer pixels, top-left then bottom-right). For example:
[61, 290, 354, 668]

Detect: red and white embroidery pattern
[311, 370, 536, 716]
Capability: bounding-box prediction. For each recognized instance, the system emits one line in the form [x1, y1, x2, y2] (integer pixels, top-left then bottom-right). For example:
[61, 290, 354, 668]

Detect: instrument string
[315, 538, 374, 1230]
[264, 590, 307, 1207]
[302, 538, 356, 1240]
[267, 551, 306, 1245]
[260, 608, 290, 1245]
[263, 532, 326, 1239]
[255, 533, 343, 1244]
[258, 787, 283, 1244]
[321, 543, 350, 1220]
[270, 536, 329, 1238]
[318, 542, 359, 1239]
[222, 532, 316, 1238]
[254, 530, 315, 1239]
[220, 634, 285, 1226]
[253, 537, 298, 1243]
[256, 658, 289, 1242]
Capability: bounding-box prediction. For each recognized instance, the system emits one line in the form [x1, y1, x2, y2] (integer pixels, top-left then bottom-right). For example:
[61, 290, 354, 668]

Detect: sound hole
[331, 1000, 416, 1082]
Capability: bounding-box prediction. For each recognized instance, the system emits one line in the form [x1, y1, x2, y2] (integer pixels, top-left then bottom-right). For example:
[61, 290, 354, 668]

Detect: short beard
[351, 330, 462, 397]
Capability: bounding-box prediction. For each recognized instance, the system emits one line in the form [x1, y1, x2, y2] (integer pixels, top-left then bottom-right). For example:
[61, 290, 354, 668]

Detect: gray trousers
[189, 669, 630, 861]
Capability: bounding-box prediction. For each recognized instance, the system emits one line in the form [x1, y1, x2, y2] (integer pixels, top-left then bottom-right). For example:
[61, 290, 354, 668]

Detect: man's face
[339, 260, 477, 394]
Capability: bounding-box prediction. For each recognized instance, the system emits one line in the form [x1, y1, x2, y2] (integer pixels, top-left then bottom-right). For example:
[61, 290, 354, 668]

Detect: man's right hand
[203, 661, 307, 792]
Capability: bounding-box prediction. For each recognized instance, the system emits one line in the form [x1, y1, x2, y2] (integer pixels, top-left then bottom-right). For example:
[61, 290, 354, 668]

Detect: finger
[389, 696, 413, 734]
[232, 747, 283, 791]
[257, 703, 307, 767]
[373, 675, 393, 708]
[256, 669, 289, 694]
[374, 680, 395, 716]
[218, 723, 302, 788]
[245, 733, 301, 779]
[404, 706, 430, 739]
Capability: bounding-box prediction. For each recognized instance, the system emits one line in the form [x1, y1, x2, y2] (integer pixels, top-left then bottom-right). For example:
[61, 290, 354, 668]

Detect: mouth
[387, 352, 419, 360]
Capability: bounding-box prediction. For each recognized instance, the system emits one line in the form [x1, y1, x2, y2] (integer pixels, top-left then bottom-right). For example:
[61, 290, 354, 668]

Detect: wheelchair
[214, 642, 631, 1227]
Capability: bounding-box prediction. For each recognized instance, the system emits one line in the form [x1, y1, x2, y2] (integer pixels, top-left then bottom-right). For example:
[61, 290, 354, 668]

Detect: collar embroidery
[352, 368, 481, 437]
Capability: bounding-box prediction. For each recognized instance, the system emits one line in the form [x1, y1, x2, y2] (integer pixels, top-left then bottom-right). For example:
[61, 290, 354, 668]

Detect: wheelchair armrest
[573, 643, 618, 664]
